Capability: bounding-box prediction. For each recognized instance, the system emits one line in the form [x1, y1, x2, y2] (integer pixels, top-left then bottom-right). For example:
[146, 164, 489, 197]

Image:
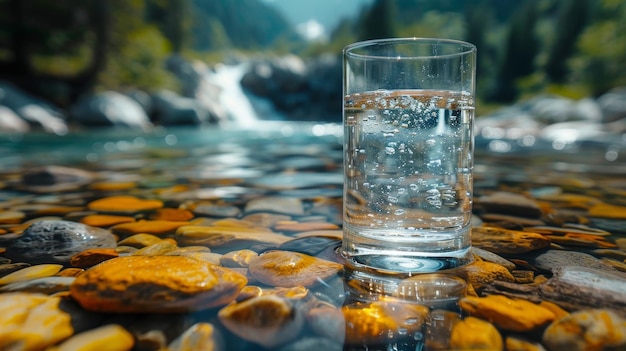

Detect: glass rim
[344, 37, 476, 60]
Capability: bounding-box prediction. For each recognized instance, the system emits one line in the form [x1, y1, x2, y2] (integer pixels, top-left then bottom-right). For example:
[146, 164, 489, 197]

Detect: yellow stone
[80, 214, 135, 228]
[588, 203, 626, 219]
[168, 323, 221, 351]
[220, 249, 258, 268]
[506, 336, 545, 351]
[472, 226, 551, 254]
[112, 220, 191, 237]
[151, 208, 195, 221]
[450, 316, 503, 351]
[48, 324, 134, 351]
[176, 225, 291, 248]
[460, 295, 556, 332]
[0, 293, 74, 351]
[70, 255, 247, 313]
[70, 248, 119, 268]
[89, 181, 137, 191]
[218, 294, 304, 348]
[117, 233, 164, 248]
[0, 264, 63, 285]
[273, 221, 340, 232]
[132, 238, 179, 256]
[248, 250, 343, 287]
[342, 299, 429, 345]
[87, 195, 163, 213]
[459, 260, 516, 291]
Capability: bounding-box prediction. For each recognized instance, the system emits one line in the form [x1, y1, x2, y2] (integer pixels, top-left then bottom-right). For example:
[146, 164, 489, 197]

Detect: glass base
[342, 248, 473, 277]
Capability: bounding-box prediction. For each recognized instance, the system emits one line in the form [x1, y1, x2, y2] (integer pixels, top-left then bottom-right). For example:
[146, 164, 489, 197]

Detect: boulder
[151, 90, 217, 125]
[0, 81, 67, 134]
[70, 91, 152, 130]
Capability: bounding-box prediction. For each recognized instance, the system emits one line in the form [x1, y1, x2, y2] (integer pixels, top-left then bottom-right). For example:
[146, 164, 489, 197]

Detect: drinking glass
[342, 38, 477, 274]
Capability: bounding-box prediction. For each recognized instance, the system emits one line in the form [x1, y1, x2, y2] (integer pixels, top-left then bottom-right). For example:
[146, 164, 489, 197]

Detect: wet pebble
[460, 294, 556, 332]
[248, 250, 343, 287]
[70, 255, 247, 313]
[4, 220, 117, 264]
[531, 250, 617, 272]
[0, 292, 73, 351]
[472, 226, 551, 254]
[450, 316, 503, 351]
[50, 324, 134, 351]
[543, 309, 626, 351]
[244, 196, 304, 216]
[218, 294, 304, 348]
[87, 195, 163, 214]
[478, 191, 543, 218]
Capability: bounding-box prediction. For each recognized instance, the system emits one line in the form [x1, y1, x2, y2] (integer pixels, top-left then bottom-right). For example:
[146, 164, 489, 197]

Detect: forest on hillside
[0, 0, 624, 108]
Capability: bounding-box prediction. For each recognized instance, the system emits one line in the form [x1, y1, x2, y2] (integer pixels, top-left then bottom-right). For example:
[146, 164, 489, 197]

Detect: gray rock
[4, 220, 117, 264]
[151, 90, 217, 125]
[531, 250, 616, 273]
[71, 91, 152, 130]
[597, 86, 626, 122]
[0, 105, 29, 132]
[0, 81, 67, 134]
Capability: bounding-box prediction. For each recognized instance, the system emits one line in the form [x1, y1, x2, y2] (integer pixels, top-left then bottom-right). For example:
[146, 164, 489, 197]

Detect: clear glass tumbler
[342, 38, 477, 274]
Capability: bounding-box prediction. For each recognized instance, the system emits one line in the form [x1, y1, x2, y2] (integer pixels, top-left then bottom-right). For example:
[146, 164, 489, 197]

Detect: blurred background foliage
[0, 0, 624, 109]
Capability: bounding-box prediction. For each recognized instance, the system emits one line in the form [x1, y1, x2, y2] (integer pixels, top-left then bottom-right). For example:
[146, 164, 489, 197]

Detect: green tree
[358, 0, 397, 40]
[488, 0, 540, 102]
[570, 0, 626, 96]
[544, 0, 591, 83]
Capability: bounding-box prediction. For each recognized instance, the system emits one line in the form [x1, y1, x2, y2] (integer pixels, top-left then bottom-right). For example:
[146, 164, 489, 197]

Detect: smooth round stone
[450, 316, 503, 351]
[80, 214, 136, 228]
[168, 323, 223, 351]
[111, 220, 191, 237]
[117, 233, 164, 248]
[472, 226, 551, 254]
[0, 276, 75, 294]
[150, 208, 195, 221]
[20, 165, 94, 193]
[477, 191, 543, 218]
[69, 248, 119, 268]
[52, 324, 134, 351]
[244, 196, 304, 216]
[460, 295, 556, 332]
[218, 294, 305, 348]
[0, 264, 63, 285]
[0, 292, 73, 350]
[248, 250, 343, 287]
[5, 220, 117, 264]
[220, 249, 258, 268]
[193, 203, 241, 218]
[471, 247, 516, 271]
[0, 210, 26, 224]
[342, 299, 429, 345]
[0, 262, 31, 277]
[175, 225, 291, 252]
[70, 255, 247, 313]
[277, 236, 342, 257]
[532, 250, 617, 272]
[274, 221, 339, 232]
[543, 309, 626, 351]
[87, 195, 163, 214]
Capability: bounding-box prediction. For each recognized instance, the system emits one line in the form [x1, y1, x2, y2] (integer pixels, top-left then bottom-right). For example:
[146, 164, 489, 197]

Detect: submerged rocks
[4, 220, 117, 264]
[70, 255, 247, 313]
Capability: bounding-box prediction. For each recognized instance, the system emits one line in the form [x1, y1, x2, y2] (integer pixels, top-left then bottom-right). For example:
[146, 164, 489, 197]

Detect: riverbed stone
[175, 225, 291, 252]
[460, 295, 556, 332]
[472, 226, 551, 254]
[70, 255, 247, 313]
[342, 299, 429, 345]
[248, 250, 343, 287]
[459, 260, 516, 291]
[0, 264, 63, 285]
[478, 191, 543, 218]
[80, 214, 136, 228]
[0, 292, 73, 351]
[4, 220, 117, 264]
[542, 309, 626, 351]
[49, 324, 135, 351]
[87, 195, 163, 214]
[218, 294, 304, 348]
[449, 316, 503, 351]
[168, 322, 223, 351]
[69, 248, 119, 268]
[111, 220, 191, 237]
